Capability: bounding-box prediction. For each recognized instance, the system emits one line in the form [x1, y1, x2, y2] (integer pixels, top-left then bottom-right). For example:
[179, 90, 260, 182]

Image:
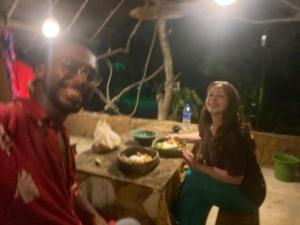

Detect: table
[75, 134, 194, 225]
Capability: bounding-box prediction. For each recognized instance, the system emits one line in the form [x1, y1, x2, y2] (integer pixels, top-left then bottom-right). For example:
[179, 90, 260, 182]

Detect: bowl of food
[118, 146, 160, 174]
[131, 130, 158, 146]
[152, 137, 186, 157]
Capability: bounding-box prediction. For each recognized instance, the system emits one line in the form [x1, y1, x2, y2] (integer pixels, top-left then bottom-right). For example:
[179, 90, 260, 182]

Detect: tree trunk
[157, 19, 174, 120]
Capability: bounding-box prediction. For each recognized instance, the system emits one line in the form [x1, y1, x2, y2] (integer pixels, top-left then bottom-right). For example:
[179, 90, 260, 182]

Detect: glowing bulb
[42, 17, 60, 38]
[213, 0, 237, 6]
[261, 34, 267, 47]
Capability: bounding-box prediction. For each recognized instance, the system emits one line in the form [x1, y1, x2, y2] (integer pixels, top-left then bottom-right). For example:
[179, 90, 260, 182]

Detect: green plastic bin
[273, 153, 300, 182]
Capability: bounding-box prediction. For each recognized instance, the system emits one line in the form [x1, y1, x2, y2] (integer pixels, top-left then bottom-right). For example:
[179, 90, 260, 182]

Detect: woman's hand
[166, 132, 201, 143]
[165, 133, 181, 139]
[75, 193, 108, 225]
[92, 214, 108, 225]
[181, 150, 199, 171]
[181, 151, 244, 185]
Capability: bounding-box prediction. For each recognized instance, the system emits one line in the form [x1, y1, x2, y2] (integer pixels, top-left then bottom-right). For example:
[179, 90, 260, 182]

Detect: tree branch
[105, 59, 113, 101]
[96, 1, 152, 60]
[97, 48, 128, 61]
[93, 89, 108, 104]
[126, 19, 143, 50]
[97, 19, 143, 60]
[108, 65, 164, 107]
[93, 89, 120, 113]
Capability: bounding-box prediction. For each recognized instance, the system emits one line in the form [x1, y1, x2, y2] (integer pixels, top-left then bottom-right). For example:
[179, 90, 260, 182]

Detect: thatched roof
[1, 0, 300, 53]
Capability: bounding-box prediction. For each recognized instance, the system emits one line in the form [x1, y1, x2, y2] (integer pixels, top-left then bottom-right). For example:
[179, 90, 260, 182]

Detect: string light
[213, 0, 237, 6]
[42, 17, 60, 38]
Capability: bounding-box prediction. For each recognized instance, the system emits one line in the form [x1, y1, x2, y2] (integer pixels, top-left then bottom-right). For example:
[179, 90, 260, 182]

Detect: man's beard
[44, 80, 87, 114]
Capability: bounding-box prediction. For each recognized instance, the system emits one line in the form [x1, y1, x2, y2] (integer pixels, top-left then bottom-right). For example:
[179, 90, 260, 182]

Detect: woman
[172, 81, 266, 225]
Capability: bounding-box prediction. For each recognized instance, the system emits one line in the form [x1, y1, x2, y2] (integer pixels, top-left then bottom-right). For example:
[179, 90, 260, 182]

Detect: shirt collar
[20, 98, 64, 130]
[21, 98, 57, 129]
[21, 98, 47, 122]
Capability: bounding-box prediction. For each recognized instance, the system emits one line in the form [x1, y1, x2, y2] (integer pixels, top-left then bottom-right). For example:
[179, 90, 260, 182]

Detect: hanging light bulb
[261, 34, 267, 47]
[42, 17, 60, 38]
[213, 0, 237, 6]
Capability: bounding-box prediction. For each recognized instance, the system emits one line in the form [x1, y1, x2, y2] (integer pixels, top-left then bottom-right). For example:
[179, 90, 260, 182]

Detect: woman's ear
[34, 64, 46, 80]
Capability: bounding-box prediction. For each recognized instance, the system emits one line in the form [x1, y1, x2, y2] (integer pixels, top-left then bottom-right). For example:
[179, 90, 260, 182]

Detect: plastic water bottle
[182, 103, 192, 130]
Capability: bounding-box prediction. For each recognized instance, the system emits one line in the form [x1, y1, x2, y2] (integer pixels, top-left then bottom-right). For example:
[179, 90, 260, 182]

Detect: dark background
[87, 15, 300, 135]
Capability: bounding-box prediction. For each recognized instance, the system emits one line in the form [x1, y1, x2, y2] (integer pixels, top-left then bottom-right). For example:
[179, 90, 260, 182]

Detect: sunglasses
[60, 57, 102, 88]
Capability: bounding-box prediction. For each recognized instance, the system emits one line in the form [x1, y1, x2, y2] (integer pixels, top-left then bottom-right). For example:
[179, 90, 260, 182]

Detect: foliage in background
[88, 17, 300, 135]
[198, 35, 263, 128]
[194, 23, 300, 135]
[170, 86, 203, 123]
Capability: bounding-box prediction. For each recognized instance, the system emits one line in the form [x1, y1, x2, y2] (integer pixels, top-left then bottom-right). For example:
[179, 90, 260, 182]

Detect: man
[0, 38, 107, 225]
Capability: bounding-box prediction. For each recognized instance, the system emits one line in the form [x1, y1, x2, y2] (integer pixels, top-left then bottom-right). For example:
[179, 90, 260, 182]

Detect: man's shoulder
[0, 100, 26, 124]
[0, 100, 24, 113]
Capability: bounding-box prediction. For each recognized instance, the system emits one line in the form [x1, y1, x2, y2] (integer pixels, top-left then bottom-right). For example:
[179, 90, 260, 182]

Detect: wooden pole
[157, 19, 174, 120]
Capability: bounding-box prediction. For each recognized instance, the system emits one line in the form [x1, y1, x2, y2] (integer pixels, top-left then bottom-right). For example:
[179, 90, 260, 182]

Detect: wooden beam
[129, 1, 211, 20]
[7, 0, 21, 19]
[8, 19, 40, 33]
[66, 0, 89, 33]
[90, 0, 125, 40]
[277, 0, 300, 12]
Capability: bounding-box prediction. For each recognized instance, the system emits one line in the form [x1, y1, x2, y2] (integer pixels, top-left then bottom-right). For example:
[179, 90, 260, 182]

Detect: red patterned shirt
[0, 99, 82, 225]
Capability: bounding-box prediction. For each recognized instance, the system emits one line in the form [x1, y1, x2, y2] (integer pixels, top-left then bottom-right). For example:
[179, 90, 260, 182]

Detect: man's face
[43, 41, 98, 114]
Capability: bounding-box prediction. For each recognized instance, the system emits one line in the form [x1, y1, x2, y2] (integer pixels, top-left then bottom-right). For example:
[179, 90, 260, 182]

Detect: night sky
[94, 15, 300, 135]
[8, 0, 299, 135]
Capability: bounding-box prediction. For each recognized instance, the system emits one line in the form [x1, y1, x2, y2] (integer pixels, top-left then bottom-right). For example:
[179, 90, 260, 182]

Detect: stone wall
[64, 111, 198, 138]
[65, 111, 300, 167]
[253, 131, 300, 166]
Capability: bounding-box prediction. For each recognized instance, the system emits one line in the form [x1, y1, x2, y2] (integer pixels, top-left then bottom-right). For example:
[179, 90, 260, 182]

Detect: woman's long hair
[200, 81, 241, 135]
[199, 81, 249, 156]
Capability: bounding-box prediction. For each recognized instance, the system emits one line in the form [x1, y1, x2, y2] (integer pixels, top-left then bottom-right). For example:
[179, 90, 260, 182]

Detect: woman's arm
[167, 132, 201, 143]
[182, 150, 244, 185]
[196, 164, 244, 185]
[75, 193, 108, 225]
